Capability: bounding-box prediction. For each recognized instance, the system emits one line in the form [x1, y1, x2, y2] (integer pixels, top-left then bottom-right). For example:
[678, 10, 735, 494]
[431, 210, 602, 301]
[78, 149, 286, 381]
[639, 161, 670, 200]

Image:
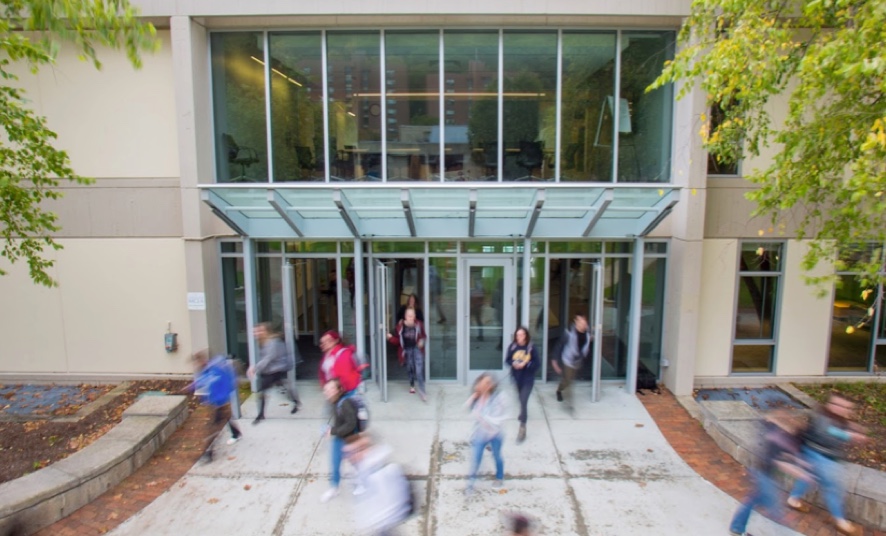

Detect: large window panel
[384, 31, 439, 181]
[327, 32, 382, 181]
[618, 31, 674, 183]
[269, 32, 325, 182]
[502, 31, 558, 182]
[448, 31, 499, 182]
[732, 242, 783, 373]
[827, 274, 875, 372]
[211, 32, 269, 183]
[561, 32, 616, 182]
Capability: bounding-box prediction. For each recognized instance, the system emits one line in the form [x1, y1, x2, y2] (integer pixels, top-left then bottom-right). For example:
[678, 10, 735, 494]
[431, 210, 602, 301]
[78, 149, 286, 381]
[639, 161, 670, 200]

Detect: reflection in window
[502, 31, 557, 182]
[732, 242, 783, 373]
[827, 274, 875, 372]
[618, 32, 674, 183]
[384, 31, 439, 181]
[707, 103, 740, 175]
[211, 33, 268, 183]
[327, 32, 381, 181]
[269, 32, 325, 182]
[561, 32, 616, 182]
[446, 31, 499, 182]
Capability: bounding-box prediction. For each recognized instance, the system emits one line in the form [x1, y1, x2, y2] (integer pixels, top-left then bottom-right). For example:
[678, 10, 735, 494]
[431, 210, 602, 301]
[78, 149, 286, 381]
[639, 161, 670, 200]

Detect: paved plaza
[100, 382, 798, 536]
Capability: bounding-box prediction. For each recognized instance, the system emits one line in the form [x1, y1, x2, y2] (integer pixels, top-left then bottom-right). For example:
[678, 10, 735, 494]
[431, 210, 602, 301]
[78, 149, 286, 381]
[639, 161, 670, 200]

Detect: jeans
[469, 434, 504, 483]
[516, 382, 533, 425]
[330, 435, 345, 487]
[256, 371, 299, 418]
[405, 347, 425, 395]
[557, 365, 578, 408]
[790, 447, 846, 521]
[729, 469, 781, 534]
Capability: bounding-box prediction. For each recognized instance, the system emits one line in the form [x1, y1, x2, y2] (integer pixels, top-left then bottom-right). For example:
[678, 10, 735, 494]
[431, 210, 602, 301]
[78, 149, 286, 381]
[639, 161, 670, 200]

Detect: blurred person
[320, 378, 363, 503]
[470, 276, 486, 341]
[387, 307, 428, 400]
[505, 327, 539, 444]
[728, 409, 812, 536]
[550, 314, 592, 413]
[395, 293, 425, 324]
[785, 394, 868, 536]
[187, 349, 242, 462]
[346, 434, 414, 535]
[247, 322, 299, 424]
[318, 330, 363, 395]
[429, 265, 446, 323]
[504, 512, 534, 536]
[465, 372, 507, 494]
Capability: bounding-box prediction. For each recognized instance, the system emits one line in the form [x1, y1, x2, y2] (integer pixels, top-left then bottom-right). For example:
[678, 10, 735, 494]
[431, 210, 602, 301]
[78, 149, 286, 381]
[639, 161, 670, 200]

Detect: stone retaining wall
[0, 395, 188, 535]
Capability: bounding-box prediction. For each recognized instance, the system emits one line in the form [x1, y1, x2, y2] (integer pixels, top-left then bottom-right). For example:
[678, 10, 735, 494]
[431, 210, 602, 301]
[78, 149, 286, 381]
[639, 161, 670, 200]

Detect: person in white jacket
[346, 434, 413, 535]
[465, 372, 508, 494]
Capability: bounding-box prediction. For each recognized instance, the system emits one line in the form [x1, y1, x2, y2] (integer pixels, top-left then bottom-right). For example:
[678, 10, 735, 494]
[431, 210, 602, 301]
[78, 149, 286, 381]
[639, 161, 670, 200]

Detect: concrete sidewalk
[107, 383, 799, 536]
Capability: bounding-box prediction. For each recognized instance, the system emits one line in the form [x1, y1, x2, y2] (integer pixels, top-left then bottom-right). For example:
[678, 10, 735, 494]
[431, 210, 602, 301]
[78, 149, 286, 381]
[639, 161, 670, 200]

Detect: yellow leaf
[846, 326, 856, 334]
[757, 230, 765, 237]
[691, 188, 697, 195]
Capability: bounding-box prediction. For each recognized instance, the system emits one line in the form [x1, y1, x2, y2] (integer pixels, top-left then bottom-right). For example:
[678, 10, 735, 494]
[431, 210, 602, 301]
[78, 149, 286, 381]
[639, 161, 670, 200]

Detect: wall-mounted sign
[187, 292, 206, 311]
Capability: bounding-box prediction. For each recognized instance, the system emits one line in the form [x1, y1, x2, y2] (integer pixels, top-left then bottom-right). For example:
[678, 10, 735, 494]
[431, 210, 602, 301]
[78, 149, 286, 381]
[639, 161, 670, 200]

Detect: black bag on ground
[636, 362, 660, 394]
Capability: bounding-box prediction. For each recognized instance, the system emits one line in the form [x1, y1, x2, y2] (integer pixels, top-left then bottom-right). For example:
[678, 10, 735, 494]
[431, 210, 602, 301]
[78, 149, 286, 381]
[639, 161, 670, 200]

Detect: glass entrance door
[546, 258, 605, 400]
[372, 260, 394, 401]
[465, 259, 514, 383]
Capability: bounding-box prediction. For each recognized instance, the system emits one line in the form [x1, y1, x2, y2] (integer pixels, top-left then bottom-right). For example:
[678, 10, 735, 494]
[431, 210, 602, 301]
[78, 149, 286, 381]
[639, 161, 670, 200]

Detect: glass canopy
[200, 184, 679, 239]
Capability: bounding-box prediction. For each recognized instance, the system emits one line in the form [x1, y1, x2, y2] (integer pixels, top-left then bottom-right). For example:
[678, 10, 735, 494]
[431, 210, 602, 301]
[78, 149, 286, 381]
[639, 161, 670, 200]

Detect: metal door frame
[462, 257, 515, 385]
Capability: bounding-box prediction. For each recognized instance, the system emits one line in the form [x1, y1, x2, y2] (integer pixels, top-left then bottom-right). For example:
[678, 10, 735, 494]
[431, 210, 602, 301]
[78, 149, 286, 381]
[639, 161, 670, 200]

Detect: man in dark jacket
[247, 322, 299, 424]
[551, 314, 592, 413]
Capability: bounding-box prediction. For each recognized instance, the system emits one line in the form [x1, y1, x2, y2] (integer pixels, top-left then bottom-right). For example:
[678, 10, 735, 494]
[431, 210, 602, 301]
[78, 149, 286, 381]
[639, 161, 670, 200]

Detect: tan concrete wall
[776, 240, 832, 376]
[12, 31, 178, 180]
[0, 239, 193, 375]
[695, 239, 737, 377]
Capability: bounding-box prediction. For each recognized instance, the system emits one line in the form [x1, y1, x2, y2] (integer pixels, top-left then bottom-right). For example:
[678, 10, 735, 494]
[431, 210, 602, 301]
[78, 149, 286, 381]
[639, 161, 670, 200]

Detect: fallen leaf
[207, 498, 220, 504]
[635, 423, 644, 428]
[243, 484, 252, 490]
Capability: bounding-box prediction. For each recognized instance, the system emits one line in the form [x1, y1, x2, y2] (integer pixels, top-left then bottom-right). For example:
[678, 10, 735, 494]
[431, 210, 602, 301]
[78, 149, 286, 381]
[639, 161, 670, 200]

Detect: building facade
[1, 1, 883, 396]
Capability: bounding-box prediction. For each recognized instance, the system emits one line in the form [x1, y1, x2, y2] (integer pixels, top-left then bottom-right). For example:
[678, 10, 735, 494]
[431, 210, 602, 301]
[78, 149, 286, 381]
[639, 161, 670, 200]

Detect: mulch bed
[0, 380, 196, 485]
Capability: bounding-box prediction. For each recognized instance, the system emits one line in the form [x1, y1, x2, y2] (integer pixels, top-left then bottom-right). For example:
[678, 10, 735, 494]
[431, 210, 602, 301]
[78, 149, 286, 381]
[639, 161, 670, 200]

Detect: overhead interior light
[251, 56, 303, 87]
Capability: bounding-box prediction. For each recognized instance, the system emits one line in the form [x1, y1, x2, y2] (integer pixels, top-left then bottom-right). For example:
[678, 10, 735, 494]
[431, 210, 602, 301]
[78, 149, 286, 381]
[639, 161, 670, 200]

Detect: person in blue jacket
[505, 326, 539, 444]
[190, 349, 242, 462]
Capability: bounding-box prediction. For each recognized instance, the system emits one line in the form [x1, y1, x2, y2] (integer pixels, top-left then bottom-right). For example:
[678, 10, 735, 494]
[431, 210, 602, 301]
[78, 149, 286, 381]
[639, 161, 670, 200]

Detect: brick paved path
[34, 405, 221, 536]
[39, 389, 884, 536]
[639, 389, 885, 536]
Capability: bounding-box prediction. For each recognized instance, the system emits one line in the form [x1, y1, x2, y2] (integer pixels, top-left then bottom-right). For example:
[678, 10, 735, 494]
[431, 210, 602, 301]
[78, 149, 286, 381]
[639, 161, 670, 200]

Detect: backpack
[635, 361, 660, 395]
[339, 394, 370, 434]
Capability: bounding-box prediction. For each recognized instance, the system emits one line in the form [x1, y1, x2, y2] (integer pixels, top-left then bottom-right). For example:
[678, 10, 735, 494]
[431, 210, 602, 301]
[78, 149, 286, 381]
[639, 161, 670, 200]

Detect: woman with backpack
[506, 327, 539, 444]
[387, 307, 427, 401]
[320, 378, 363, 503]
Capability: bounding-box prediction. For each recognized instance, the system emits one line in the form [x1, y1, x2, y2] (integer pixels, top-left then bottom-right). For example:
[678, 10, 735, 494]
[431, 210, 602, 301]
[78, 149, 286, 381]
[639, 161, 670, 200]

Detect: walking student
[318, 330, 363, 395]
[505, 327, 539, 444]
[188, 349, 242, 462]
[387, 307, 428, 400]
[551, 314, 592, 412]
[320, 378, 362, 503]
[465, 372, 507, 494]
[247, 322, 299, 424]
[785, 394, 868, 536]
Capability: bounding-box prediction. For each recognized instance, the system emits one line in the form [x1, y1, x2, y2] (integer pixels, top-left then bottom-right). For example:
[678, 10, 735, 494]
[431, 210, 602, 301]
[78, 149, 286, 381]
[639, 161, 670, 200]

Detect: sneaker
[353, 485, 366, 496]
[252, 416, 265, 425]
[463, 484, 475, 497]
[556, 390, 563, 402]
[320, 487, 340, 503]
[226, 436, 241, 446]
[409, 387, 416, 394]
[492, 479, 504, 489]
[419, 391, 427, 402]
[517, 425, 526, 444]
[290, 404, 299, 414]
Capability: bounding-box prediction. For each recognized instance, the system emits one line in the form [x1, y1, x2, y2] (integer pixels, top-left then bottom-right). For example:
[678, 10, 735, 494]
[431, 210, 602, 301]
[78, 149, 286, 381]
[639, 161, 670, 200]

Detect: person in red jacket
[318, 330, 363, 395]
[387, 308, 427, 401]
